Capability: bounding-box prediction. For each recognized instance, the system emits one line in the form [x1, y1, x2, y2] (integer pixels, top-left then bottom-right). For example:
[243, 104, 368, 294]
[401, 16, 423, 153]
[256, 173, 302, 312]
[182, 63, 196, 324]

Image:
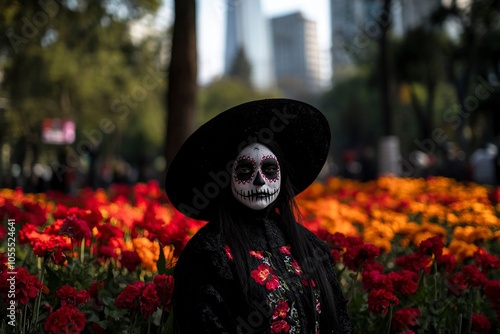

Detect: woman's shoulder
[174, 222, 231, 277]
[183, 221, 223, 252]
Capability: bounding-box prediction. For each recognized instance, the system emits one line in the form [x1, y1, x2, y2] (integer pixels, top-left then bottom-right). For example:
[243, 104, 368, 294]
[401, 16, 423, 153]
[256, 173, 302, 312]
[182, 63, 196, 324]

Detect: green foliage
[198, 78, 283, 124]
[227, 47, 252, 86]
[393, 27, 450, 85]
[319, 72, 382, 157]
[0, 0, 166, 173]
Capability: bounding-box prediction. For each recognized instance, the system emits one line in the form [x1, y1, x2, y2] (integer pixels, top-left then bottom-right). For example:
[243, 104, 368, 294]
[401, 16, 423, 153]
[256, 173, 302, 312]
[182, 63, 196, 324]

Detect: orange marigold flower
[448, 240, 478, 263]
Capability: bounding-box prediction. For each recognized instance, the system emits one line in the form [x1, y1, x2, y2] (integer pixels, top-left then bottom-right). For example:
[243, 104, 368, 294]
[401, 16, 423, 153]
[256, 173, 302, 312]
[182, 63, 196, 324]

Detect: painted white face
[231, 143, 281, 210]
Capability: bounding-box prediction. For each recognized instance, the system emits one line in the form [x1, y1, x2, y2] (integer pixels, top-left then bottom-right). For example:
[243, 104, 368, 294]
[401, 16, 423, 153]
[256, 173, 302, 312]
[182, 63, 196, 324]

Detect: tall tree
[394, 27, 450, 140]
[165, 0, 197, 164]
[433, 0, 500, 152]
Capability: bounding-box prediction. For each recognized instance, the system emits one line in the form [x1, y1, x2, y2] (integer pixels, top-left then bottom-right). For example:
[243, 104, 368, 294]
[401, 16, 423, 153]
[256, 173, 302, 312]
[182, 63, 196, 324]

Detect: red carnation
[345, 235, 364, 247]
[363, 261, 384, 273]
[391, 307, 420, 331]
[20, 223, 72, 258]
[120, 250, 142, 272]
[139, 282, 161, 317]
[418, 236, 444, 259]
[395, 253, 431, 273]
[59, 214, 92, 241]
[115, 281, 160, 317]
[98, 245, 119, 259]
[153, 274, 174, 312]
[447, 272, 467, 295]
[462, 265, 487, 288]
[331, 248, 341, 262]
[473, 248, 500, 272]
[436, 253, 456, 273]
[367, 288, 399, 314]
[0, 267, 43, 305]
[471, 313, 491, 334]
[388, 270, 419, 295]
[343, 243, 380, 271]
[362, 269, 391, 291]
[115, 281, 145, 310]
[43, 304, 86, 334]
[484, 280, 500, 305]
[56, 285, 90, 305]
[51, 248, 68, 266]
[327, 232, 348, 248]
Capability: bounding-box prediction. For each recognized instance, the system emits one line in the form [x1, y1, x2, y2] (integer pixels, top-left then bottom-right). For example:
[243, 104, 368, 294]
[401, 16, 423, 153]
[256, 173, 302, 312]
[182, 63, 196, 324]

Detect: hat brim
[165, 98, 331, 220]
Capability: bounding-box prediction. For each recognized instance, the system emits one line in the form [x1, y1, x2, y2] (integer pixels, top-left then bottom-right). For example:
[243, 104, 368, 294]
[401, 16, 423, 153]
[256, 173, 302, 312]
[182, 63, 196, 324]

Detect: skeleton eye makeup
[234, 158, 255, 183]
[261, 158, 279, 180]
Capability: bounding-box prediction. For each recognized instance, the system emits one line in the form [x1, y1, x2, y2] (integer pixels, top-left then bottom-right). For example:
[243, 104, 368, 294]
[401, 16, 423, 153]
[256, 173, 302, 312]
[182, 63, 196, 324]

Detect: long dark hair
[214, 141, 342, 333]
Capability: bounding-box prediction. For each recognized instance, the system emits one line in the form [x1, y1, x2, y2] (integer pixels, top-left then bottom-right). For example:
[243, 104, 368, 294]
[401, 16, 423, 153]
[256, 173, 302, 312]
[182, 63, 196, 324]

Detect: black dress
[172, 211, 352, 334]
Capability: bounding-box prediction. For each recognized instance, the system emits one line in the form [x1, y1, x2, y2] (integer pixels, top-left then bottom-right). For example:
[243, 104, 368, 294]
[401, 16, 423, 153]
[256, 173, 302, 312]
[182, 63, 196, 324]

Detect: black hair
[214, 141, 342, 333]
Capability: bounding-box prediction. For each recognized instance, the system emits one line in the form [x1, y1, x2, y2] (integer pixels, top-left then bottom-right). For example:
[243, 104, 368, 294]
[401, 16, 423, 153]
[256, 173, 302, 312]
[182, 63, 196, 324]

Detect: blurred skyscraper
[271, 12, 322, 98]
[224, 0, 275, 90]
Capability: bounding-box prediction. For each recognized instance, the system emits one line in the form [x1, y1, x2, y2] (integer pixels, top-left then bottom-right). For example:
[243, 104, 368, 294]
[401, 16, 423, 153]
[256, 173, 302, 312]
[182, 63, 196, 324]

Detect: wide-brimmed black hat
[165, 98, 331, 220]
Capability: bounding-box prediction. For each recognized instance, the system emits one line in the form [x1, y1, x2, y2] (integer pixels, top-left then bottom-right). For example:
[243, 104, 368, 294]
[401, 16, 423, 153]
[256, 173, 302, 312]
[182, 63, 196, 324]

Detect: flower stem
[346, 265, 362, 303]
[80, 238, 85, 264]
[23, 303, 28, 334]
[434, 260, 438, 301]
[386, 303, 394, 334]
[33, 260, 45, 330]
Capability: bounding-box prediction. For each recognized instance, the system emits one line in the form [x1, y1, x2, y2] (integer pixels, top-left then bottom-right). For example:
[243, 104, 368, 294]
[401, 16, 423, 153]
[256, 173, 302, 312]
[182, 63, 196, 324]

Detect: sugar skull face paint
[231, 143, 281, 210]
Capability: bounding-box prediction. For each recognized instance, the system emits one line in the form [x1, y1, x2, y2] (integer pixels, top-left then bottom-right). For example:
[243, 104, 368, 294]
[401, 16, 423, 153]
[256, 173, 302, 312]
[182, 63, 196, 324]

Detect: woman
[165, 99, 352, 333]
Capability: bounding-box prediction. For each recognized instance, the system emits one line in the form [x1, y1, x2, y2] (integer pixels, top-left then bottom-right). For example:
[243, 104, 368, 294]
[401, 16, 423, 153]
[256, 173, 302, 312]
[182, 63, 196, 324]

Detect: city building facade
[271, 12, 322, 97]
[225, 0, 275, 90]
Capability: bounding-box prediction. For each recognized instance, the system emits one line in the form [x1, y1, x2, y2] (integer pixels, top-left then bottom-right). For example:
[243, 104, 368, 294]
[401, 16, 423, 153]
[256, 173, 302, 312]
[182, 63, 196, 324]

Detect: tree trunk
[377, 0, 401, 176]
[165, 0, 197, 165]
[379, 0, 393, 137]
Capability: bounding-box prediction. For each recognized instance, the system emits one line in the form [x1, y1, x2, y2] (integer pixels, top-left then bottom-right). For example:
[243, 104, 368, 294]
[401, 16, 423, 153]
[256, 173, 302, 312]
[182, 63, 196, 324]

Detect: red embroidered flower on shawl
[272, 300, 290, 320]
[251, 264, 280, 290]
